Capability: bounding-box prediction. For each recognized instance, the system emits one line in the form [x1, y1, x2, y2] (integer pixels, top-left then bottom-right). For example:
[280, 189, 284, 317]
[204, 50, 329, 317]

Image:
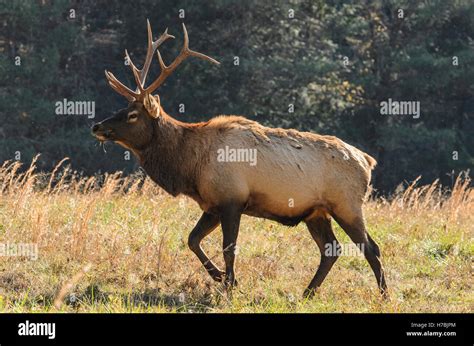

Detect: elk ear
[143, 94, 161, 118]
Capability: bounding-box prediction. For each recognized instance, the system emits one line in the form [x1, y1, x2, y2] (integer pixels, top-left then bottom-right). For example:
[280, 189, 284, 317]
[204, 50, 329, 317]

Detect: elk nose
[91, 123, 101, 133]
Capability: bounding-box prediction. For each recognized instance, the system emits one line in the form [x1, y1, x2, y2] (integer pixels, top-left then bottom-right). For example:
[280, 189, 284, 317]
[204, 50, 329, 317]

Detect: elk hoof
[209, 269, 225, 282]
[303, 287, 317, 299]
[380, 288, 390, 300]
[224, 276, 238, 288]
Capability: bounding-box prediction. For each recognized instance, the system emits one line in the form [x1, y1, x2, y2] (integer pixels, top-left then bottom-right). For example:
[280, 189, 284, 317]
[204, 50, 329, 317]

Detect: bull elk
[92, 20, 388, 298]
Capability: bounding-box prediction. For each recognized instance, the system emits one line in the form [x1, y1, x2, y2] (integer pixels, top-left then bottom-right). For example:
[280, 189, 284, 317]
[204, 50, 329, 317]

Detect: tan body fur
[159, 113, 376, 228]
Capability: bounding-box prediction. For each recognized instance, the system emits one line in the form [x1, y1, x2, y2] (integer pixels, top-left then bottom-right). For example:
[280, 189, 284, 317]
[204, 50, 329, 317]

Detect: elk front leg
[188, 212, 224, 282]
[219, 204, 242, 288]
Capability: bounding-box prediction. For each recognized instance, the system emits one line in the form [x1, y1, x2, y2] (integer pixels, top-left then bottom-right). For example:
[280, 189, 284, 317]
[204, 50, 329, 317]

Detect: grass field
[0, 156, 472, 313]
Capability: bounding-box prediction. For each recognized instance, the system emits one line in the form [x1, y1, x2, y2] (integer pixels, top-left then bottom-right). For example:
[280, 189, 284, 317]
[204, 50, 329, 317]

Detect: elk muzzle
[91, 122, 114, 142]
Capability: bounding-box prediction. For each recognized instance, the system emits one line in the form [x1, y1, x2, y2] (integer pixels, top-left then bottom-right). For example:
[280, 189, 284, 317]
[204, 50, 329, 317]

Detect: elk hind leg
[331, 208, 388, 297]
[303, 213, 340, 298]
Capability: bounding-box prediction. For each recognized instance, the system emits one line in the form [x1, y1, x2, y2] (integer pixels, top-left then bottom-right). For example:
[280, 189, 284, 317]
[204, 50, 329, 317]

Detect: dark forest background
[1, 0, 473, 193]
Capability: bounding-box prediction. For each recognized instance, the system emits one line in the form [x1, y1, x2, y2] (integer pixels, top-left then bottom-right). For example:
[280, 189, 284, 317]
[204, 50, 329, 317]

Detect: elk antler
[105, 20, 220, 102]
[144, 23, 220, 94]
[105, 19, 174, 101]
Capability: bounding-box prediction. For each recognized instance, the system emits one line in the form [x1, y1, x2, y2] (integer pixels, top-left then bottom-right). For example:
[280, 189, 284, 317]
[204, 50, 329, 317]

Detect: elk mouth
[91, 125, 115, 142]
[95, 134, 113, 142]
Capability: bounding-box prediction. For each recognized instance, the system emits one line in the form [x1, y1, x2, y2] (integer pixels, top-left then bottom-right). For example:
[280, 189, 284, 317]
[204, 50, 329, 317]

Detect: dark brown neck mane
[134, 108, 208, 197]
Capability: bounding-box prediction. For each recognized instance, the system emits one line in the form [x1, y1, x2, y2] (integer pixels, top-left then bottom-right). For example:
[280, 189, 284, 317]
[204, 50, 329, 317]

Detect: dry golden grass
[0, 156, 472, 312]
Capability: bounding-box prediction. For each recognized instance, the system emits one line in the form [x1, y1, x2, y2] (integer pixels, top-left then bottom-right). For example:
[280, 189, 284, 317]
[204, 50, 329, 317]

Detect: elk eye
[128, 112, 139, 122]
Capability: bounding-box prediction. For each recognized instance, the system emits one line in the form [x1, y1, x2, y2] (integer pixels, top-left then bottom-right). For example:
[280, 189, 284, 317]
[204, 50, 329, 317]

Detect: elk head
[91, 20, 220, 150]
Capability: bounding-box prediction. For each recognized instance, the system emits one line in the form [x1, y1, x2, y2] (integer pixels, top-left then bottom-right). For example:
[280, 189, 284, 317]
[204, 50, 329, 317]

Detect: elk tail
[363, 153, 377, 170]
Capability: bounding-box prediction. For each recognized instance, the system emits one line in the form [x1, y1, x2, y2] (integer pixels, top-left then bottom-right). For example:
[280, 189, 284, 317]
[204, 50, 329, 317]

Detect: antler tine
[106, 70, 137, 97]
[182, 24, 220, 65]
[125, 49, 144, 92]
[137, 19, 175, 86]
[144, 23, 220, 95]
[104, 70, 140, 101]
